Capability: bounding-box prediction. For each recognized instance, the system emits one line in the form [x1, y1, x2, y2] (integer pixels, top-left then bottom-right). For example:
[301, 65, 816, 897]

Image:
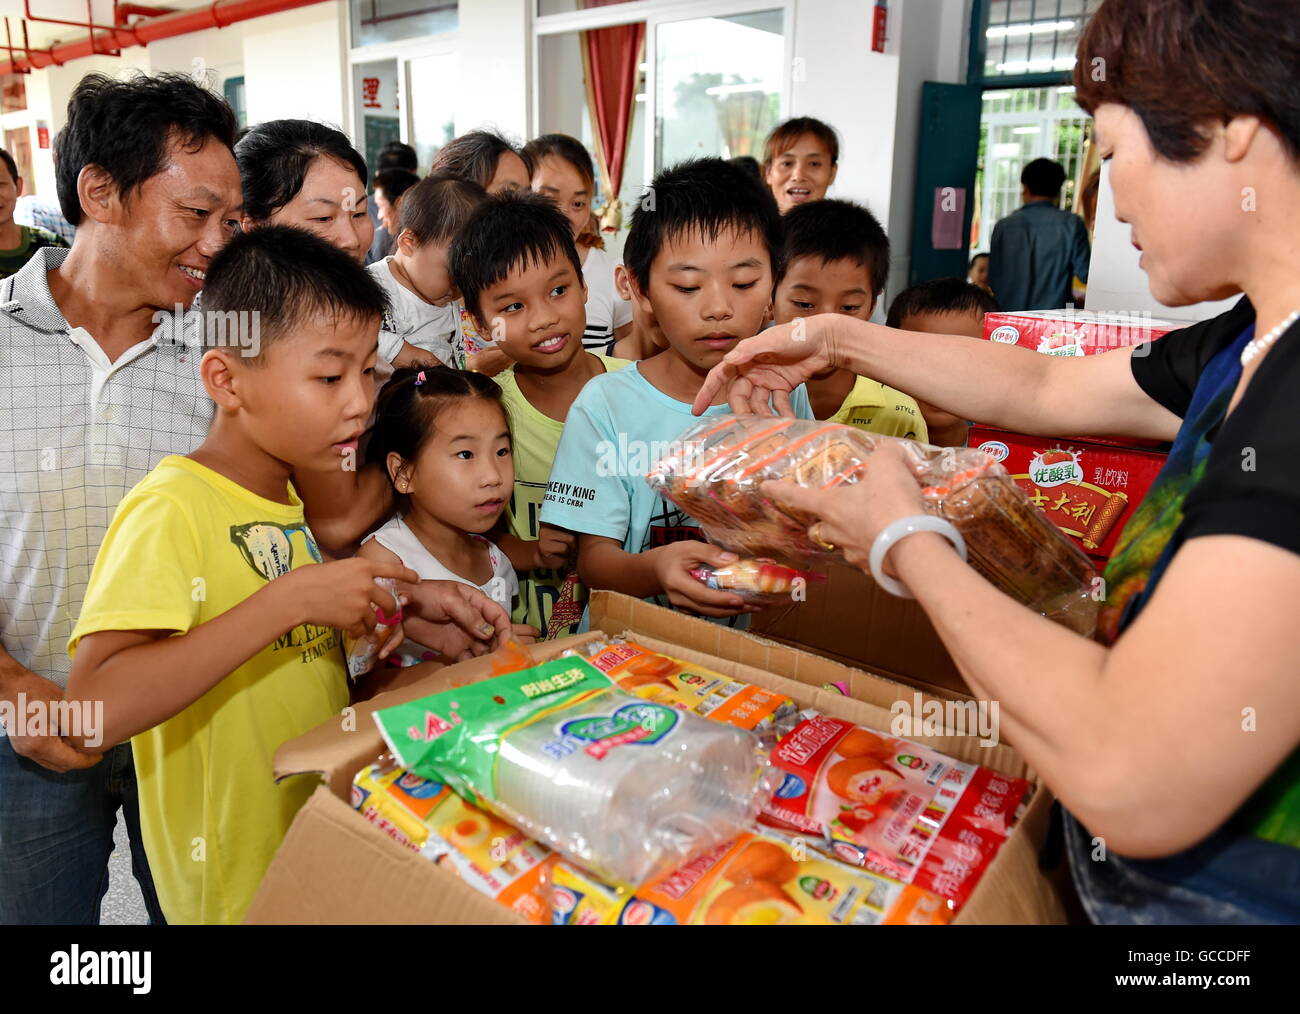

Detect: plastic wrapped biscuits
[647, 415, 1100, 635]
[372, 657, 775, 887]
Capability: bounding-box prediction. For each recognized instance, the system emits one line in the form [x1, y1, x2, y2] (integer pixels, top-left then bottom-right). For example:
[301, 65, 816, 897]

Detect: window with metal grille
[975, 0, 1104, 84]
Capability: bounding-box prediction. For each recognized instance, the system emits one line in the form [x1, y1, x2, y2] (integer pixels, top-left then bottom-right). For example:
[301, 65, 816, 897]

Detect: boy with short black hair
[64, 225, 417, 924]
[886, 277, 999, 447]
[450, 188, 630, 638]
[369, 173, 488, 369]
[774, 198, 927, 441]
[541, 158, 813, 626]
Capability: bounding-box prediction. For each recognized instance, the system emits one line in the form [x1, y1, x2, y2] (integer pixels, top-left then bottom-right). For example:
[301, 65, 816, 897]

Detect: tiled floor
[101, 812, 148, 925]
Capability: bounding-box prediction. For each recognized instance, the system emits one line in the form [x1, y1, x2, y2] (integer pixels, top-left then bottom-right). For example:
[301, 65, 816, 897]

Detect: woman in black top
[694, 0, 1300, 924]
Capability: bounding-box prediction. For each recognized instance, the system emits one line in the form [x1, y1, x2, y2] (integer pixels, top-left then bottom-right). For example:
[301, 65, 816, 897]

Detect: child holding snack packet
[540, 157, 815, 628]
[63, 227, 418, 924]
[357, 365, 537, 664]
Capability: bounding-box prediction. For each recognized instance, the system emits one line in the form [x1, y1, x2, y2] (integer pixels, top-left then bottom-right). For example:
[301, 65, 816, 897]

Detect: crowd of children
[51, 108, 1002, 926]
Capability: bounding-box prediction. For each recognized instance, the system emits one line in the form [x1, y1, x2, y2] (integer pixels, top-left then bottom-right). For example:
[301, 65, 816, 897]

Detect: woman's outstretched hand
[692, 313, 845, 416]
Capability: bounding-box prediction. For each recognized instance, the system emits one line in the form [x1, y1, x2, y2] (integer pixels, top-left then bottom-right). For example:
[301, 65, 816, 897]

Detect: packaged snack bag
[689, 557, 825, 603]
[616, 831, 951, 926]
[648, 415, 1100, 634]
[351, 760, 452, 849]
[569, 637, 800, 742]
[372, 657, 773, 886]
[350, 759, 557, 924]
[549, 861, 628, 926]
[760, 715, 1029, 911]
[343, 577, 401, 678]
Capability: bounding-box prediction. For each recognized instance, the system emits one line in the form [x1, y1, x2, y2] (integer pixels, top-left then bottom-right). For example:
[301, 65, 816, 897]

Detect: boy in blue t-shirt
[540, 158, 812, 626]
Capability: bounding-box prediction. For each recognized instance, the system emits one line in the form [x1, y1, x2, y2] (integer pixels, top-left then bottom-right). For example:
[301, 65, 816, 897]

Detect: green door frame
[967, 0, 1075, 90]
[907, 0, 1081, 284]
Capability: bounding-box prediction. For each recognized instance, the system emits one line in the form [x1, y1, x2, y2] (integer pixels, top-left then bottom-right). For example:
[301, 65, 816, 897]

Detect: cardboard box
[751, 563, 970, 701]
[246, 592, 1067, 925]
[982, 308, 1186, 357]
[969, 427, 1167, 563]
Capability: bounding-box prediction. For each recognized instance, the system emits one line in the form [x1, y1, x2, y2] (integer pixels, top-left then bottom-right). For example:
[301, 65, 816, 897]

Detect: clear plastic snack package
[689, 557, 825, 603]
[550, 830, 952, 926]
[342, 576, 401, 679]
[565, 636, 801, 745]
[647, 414, 1100, 634]
[351, 757, 558, 924]
[759, 714, 1030, 912]
[372, 657, 776, 887]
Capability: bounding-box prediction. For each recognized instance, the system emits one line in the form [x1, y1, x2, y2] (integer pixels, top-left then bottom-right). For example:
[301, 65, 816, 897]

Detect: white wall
[456, 0, 530, 139]
[148, 25, 245, 85]
[9, 1, 347, 203]
[789, 0, 895, 231]
[790, 0, 968, 307]
[244, 2, 348, 126]
[1086, 162, 1237, 322]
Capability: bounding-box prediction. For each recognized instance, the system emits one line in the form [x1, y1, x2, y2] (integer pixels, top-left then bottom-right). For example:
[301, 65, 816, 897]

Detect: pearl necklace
[1240, 309, 1300, 366]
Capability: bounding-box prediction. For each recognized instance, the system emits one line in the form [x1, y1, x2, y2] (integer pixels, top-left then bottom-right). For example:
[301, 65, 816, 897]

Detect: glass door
[352, 59, 402, 176]
[405, 52, 457, 170]
[650, 8, 787, 171]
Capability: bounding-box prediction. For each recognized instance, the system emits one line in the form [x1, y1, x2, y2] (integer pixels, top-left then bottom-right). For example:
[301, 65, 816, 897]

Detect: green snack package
[373, 657, 772, 886]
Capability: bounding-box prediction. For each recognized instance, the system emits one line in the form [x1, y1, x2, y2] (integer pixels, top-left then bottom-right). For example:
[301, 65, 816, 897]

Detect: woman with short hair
[697, 0, 1300, 924]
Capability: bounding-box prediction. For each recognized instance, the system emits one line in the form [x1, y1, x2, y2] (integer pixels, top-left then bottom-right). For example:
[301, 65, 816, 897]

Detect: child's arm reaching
[64, 557, 417, 751]
[576, 535, 759, 618]
[295, 461, 396, 558]
[497, 523, 577, 572]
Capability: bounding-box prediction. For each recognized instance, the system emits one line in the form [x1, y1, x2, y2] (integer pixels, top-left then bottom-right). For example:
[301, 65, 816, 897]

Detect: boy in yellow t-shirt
[449, 190, 628, 639]
[773, 198, 928, 441]
[64, 226, 417, 924]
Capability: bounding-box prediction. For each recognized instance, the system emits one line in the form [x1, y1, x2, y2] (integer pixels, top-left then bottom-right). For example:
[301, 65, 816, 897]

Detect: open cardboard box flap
[751, 562, 973, 700]
[249, 592, 1065, 925]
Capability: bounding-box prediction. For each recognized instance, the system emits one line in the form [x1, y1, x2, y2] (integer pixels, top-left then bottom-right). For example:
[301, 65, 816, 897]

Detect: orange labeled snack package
[351, 760, 557, 924]
[571, 638, 799, 741]
[552, 831, 951, 926]
[759, 715, 1030, 911]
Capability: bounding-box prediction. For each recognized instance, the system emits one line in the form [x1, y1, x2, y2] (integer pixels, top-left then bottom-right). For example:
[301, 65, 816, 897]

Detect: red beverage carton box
[982, 308, 1187, 357]
[969, 427, 1168, 562]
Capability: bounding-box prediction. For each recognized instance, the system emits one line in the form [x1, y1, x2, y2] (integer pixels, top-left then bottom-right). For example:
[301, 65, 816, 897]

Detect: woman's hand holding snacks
[761, 441, 929, 575]
[692, 312, 843, 416]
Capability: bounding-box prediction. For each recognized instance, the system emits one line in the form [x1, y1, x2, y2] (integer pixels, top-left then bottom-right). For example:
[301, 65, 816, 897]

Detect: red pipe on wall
[0, 0, 329, 75]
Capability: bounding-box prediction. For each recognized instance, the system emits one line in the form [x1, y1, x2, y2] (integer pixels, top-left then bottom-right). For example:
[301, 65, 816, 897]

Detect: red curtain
[581, 22, 645, 232]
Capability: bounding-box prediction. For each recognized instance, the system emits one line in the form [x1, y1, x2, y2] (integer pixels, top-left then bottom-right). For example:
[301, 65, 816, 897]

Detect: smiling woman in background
[761, 116, 839, 214]
[235, 119, 375, 262]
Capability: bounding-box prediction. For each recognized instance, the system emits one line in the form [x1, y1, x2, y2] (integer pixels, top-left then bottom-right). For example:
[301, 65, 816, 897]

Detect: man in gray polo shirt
[0, 73, 242, 925]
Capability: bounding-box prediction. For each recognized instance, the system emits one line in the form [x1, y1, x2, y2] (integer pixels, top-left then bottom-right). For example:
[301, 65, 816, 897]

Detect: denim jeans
[1063, 809, 1300, 925]
[0, 735, 166, 925]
